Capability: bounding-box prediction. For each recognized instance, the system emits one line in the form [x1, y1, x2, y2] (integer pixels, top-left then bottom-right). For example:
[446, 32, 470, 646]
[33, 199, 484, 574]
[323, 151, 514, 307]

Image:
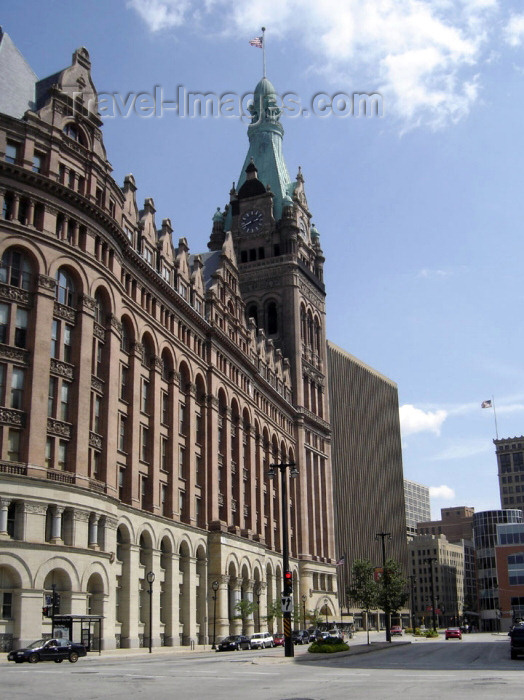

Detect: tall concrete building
[409, 534, 464, 627]
[404, 479, 431, 539]
[494, 436, 524, 512]
[327, 345, 409, 622]
[0, 35, 342, 651]
[417, 506, 474, 542]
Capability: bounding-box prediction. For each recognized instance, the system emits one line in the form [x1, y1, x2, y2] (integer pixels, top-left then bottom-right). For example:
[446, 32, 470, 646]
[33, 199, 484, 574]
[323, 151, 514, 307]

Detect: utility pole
[375, 532, 392, 642]
[425, 557, 438, 632]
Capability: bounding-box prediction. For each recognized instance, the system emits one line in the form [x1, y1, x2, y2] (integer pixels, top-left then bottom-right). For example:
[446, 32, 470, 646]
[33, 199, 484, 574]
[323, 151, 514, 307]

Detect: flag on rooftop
[481, 400, 492, 408]
[249, 36, 263, 48]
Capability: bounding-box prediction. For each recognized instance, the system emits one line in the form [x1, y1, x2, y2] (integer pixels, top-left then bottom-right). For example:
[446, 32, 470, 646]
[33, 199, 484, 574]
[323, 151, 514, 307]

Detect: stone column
[216, 575, 230, 640]
[230, 578, 242, 635]
[244, 580, 255, 637]
[50, 506, 64, 543]
[88, 513, 100, 549]
[0, 497, 10, 536]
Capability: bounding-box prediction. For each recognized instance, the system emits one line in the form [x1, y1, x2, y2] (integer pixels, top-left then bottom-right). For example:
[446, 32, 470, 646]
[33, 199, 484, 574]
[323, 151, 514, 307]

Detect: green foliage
[375, 558, 408, 616]
[424, 629, 439, 638]
[265, 599, 283, 623]
[234, 598, 258, 621]
[347, 559, 378, 613]
[309, 639, 350, 654]
[307, 608, 324, 628]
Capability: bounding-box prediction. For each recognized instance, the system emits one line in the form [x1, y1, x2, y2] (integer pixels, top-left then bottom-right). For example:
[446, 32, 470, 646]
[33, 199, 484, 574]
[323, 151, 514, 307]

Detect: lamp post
[409, 574, 416, 630]
[375, 532, 392, 642]
[268, 460, 299, 658]
[146, 571, 155, 653]
[302, 594, 307, 630]
[254, 583, 262, 632]
[424, 557, 438, 632]
[324, 597, 329, 626]
[211, 580, 219, 649]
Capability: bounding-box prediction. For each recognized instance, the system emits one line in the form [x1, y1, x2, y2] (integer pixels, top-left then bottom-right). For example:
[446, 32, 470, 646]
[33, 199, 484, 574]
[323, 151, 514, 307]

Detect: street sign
[281, 595, 293, 613]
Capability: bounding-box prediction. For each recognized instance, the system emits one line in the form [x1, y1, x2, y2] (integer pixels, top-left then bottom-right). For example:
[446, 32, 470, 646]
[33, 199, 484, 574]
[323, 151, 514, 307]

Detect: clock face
[240, 209, 264, 233]
[299, 218, 308, 237]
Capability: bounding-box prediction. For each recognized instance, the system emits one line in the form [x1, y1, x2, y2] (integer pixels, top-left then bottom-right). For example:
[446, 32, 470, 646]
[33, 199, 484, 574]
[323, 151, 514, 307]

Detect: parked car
[249, 632, 274, 649]
[291, 630, 309, 645]
[445, 627, 462, 640]
[509, 626, 524, 659]
[272, 633, 285, 647]
[7, 638, 86, 664]
[216, 635, 251, 651]
[327, 628, 344, 640]
[391, 626, 403, 636]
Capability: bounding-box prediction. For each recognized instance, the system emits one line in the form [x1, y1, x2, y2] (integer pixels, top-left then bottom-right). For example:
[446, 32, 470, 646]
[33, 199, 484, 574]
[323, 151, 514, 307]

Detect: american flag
[249, 36, 263, 48]
[481, 400, 492, 408]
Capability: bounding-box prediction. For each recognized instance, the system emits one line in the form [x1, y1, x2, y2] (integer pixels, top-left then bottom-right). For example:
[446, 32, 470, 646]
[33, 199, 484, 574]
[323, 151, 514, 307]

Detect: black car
[509, 626, 524, 659]
[216, 635, 251, 651]
[7, 638, 87, 664]
[291, 630, 310, 645]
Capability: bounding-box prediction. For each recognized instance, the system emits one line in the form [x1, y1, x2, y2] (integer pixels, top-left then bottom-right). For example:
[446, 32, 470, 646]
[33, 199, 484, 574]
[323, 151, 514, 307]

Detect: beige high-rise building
[494, 436, 524, 512]
[0, 34, 339, 651]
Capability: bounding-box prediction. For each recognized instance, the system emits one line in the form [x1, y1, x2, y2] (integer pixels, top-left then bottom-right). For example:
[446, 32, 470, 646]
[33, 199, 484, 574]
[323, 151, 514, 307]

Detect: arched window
[63, 122, 86, 146]
[0, 249, 32, 290]
[55, 269, 75, 307]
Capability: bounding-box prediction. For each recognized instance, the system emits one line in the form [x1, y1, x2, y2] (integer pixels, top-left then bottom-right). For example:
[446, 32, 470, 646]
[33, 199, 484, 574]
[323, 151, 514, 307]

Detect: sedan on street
[445, 627, 462, 640]
[216, 635, 251, 651]
[7, 638, 86, 664]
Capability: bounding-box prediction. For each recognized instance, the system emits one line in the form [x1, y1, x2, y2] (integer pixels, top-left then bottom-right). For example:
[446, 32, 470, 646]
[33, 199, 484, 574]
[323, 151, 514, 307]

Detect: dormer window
[143, 247, 152, 265]
[179, 282, 187, 300]
[63, 122, 86, 146]
[161, 265, 170, 282]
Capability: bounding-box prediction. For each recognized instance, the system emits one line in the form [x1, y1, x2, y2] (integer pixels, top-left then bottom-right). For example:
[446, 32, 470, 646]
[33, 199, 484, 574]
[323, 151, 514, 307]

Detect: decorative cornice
[53, 301, 76, 324]
[38, 274, 56, 292]
[110, 315, 122, 335]
[93, 322, 106, 340]
[0, 344, 29, 364]
[50, 358, 74, 380]
[89, 432, 103, 450]
[0, 283, 31, 305]
[0, 408, 25, 427]
[47, 418, 71, 438]
[91, 376, 104, 394]
[80, 294, 96, 312]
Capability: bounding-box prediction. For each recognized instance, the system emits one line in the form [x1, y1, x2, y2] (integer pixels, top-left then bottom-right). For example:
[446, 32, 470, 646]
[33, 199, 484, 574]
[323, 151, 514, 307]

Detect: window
[10, 367, 24, 410]
[48, 376, 57, 416]
[118, 415, 127, 452]
[55, 269, 75, 307]
[161, 391, 169, 424]
[120, 364, 128, 401]
[7, 428, 20, 461]
[161, 437, 168, 470]
[179, 402, 185, 434]
[141, 426, 149, 462]
[141, 379, 149, 413]
[178, 446, 185, 478]
[0, 304, 8, 344]
[57, 440, 67, 470]
[5, 142, 19, 164]
[32, 151, 45, 173]
[45, 437, 53, 468]
[14, 308, 28, 348]
[1, 592, 12, 619]
[92, 394, 101, 433]
[1, 249, 32, 290]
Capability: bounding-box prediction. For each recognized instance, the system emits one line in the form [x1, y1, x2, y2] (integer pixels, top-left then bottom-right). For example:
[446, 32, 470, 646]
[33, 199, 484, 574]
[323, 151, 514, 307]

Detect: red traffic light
[284, 570, 292, 582]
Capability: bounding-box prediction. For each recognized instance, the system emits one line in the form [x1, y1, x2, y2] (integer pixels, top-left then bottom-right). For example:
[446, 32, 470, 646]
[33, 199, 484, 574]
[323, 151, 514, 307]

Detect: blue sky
[4, 0, 524, 519]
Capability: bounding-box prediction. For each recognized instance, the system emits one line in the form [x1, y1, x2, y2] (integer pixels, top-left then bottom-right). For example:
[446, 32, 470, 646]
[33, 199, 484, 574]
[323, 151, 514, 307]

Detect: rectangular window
[0, 363, 6, 405]
[7, 429, 20, 461]
[5, 142, 18, 164]
[141, 475, 148, 509]
[141, 379, 149, 413]
[141, 426, 149, 462]
[161, 390, 169, 424]
[60, 381, 70, 421]
[179, 490, 185, 515]
[0, 303, 8, 344]
[14, 307, 28, 348]
[32, 151, 45, 173]
[119, 414, 126, 452]
[178, 446, 185, 478]
[10, 367, 24, 409]
[1, 592, 12, 619]
[51, 320, 58, 358]
[161, 437, 168, 470]
[161, 483, 168, 516]
[120, 364, 128, 401]
[48, 376, 57, 417]
[93, 394, 101, 433]
[118, 468, 125, 500]
[179, 402, 185, 434]
[63, 324, 72, 363]
[57, 440, 67, 470]
[45, 437, 53, 468]
[196, 410, 203, 444]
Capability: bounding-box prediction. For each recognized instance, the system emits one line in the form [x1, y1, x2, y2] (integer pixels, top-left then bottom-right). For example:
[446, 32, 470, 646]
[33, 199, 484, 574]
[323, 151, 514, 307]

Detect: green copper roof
[237, 77, 292, 221]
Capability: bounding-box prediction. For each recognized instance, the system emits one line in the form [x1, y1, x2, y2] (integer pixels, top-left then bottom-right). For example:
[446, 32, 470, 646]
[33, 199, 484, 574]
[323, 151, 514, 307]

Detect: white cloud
[399, 403, 447, 436]
[429, 484, 455, 500]
[416, 268, 452, 279]
[504, 13, 524, 47]
[128, 0, 500, 129]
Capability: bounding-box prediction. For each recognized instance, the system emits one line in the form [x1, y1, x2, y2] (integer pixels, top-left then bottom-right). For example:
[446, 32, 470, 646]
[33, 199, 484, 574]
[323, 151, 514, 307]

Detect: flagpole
[492, 395, 499, 440]
[262, 27, 266, 78]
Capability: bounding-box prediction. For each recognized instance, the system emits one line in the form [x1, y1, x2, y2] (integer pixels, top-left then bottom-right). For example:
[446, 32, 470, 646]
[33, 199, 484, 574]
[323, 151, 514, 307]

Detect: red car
[272, 633, 285, 646]
[445, 627, 462, 640]
[391, 626, 403, 636]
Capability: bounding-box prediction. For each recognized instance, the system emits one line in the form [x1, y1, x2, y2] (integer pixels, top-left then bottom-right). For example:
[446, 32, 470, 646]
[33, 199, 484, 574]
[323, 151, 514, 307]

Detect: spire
[235, 76, 291, 221]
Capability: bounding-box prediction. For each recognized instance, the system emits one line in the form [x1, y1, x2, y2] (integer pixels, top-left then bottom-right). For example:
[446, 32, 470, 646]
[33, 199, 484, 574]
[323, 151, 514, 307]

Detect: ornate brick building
[0, 33, 338, 650]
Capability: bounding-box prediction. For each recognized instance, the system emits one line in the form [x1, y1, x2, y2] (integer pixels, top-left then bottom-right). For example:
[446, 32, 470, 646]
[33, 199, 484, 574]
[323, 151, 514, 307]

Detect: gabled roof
[0, 27, 37, 118]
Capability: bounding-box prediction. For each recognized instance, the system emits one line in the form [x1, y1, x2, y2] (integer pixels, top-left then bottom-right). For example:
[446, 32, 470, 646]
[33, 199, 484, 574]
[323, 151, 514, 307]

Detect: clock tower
[209, 73, 329, 442]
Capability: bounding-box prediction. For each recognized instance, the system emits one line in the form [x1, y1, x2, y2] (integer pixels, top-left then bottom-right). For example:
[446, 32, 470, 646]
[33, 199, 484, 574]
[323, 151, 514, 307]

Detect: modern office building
[0, 33, 345, 651]
[473, 509, 523, 631]
[404, 479, 431, 539]
[417, 506, 474, 542]
[328, 345, 409, 623]
[494, 436, 524, 512]
[495, 521, 524, 632]
[409, 534, 464, 628]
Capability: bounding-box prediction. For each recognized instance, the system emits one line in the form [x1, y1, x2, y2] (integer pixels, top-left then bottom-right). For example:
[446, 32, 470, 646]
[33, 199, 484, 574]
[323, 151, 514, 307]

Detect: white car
[250, 632, 274, 649]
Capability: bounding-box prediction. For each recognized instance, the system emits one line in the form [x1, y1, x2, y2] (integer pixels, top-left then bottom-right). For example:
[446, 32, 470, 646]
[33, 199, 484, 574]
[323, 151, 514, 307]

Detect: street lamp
[375, 532, 392, 642]
[424, 557, 438, 632]
[409, 574, 416, 631]
[302, 594, 307, 630]
[324, 597, 329, 626]
[268, 460, 298, 658]
[211, 580, 219, 649]
[146, 571, 155, 653]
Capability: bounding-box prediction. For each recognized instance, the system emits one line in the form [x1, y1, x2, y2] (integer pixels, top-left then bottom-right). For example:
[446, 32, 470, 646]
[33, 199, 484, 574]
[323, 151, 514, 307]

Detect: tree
[234, 598, 258, 632]
[347, 558, 378, 645]
[376, 557, 408, 626]
[265, 599, 282, 633]
[307, 607, 324, 629]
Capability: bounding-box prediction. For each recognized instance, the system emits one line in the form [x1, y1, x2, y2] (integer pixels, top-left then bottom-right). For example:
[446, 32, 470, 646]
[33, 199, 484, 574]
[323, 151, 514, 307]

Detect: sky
[3, 0, 524, 519]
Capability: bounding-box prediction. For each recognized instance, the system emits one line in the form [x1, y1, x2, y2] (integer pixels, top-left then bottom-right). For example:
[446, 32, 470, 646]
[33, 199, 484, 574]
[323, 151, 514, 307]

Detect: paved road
[3, 632, 522, 700]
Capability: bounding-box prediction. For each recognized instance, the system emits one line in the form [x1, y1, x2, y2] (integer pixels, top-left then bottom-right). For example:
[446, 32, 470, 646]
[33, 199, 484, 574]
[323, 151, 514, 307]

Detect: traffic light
[53, 593, 61, 614]
[42, 606, 51, 618]
[284, 570, 293, 596]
